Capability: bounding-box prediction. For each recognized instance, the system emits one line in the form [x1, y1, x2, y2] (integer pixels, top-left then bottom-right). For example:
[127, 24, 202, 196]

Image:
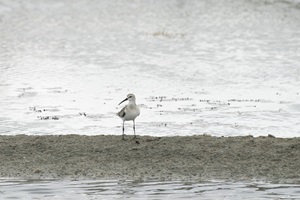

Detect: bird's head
[118, 93, 136, 105]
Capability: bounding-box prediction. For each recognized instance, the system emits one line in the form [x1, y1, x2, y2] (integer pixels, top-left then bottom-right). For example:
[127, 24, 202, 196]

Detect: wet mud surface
[0, 135, 299, 183]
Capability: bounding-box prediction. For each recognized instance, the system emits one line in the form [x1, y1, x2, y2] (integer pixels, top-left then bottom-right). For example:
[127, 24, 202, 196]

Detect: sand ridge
[0, 135, 299, 183]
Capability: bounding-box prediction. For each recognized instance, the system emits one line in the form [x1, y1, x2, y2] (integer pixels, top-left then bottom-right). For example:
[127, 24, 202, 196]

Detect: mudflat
[0, 135, 299, 183]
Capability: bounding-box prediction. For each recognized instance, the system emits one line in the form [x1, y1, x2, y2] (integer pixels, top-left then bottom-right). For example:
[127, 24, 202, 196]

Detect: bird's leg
[122, 121, 126, 141]
[133, 120, 136, 139]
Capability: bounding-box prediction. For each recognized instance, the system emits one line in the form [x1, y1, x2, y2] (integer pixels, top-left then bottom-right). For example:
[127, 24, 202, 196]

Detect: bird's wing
[117, 106, 126, 117]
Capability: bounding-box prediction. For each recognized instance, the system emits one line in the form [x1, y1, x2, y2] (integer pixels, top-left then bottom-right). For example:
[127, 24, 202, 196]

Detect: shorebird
[117, 93, 140, 140]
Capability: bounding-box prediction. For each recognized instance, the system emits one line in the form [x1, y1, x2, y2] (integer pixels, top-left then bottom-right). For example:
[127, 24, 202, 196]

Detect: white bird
[117, 94, 140, 140]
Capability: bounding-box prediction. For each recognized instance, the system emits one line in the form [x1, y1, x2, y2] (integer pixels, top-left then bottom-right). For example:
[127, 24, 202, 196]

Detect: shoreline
[0, 135, 299, 183]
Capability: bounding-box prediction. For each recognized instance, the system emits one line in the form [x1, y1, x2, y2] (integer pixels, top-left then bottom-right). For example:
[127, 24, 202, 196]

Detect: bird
[117, 93, 140, 140]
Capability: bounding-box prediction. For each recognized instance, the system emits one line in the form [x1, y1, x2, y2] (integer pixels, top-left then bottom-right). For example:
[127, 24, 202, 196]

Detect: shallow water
[0, 0, 300, 137]
[0, 179, 300, 200]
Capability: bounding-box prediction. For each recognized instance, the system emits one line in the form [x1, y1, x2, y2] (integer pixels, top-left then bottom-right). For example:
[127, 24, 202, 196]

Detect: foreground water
[0, 179, 299, 200]
[1, 0, 300, 137]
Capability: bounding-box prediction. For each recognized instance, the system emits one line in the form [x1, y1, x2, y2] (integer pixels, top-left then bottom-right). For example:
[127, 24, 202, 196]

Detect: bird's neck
[128, 101, 136, 106]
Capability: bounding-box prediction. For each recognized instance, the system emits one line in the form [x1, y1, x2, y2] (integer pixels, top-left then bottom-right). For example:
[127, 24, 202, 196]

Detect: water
[0, 179, 299, 200]
[0, 0, 300, 137]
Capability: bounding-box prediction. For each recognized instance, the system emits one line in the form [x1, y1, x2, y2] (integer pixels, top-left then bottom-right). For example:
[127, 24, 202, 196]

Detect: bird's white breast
[124, 105, 140, 121]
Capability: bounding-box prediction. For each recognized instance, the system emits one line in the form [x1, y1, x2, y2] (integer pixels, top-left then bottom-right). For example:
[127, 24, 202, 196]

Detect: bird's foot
[121, 134, 127, 141]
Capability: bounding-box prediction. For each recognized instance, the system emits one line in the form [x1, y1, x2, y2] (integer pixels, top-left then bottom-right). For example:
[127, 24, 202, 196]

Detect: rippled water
[0, 179, 300, 200]
[1, 0, 300, 137]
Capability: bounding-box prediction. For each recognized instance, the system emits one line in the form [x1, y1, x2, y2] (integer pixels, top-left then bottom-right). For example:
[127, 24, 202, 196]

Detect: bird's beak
[118, 98, 128, 105]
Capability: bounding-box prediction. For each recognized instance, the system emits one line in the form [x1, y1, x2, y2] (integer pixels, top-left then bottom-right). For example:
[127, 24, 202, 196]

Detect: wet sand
[0, 135, 299, 183]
